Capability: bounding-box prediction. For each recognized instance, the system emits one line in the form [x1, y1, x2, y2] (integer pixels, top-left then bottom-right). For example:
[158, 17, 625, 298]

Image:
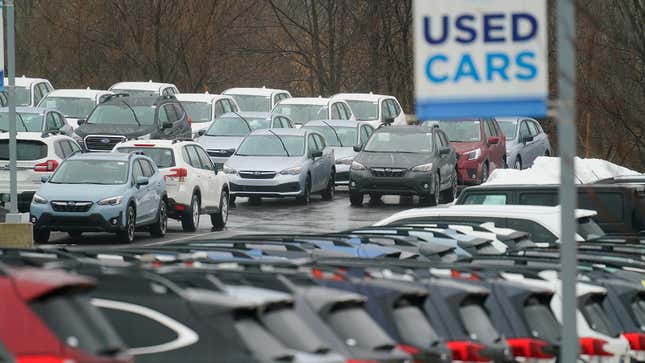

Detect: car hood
[450, 141, 482, 154]
[355, 151, 432, 168]
[329, 146, 355, 160]
[197, 135, 245, 151]
[38, 182, 129, 202]
[75, 123, 155, 138]
[227, 155, 304, 172]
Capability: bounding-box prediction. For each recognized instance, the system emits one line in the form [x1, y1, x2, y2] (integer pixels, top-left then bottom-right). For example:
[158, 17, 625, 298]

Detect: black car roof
[101, 94, 174, 106]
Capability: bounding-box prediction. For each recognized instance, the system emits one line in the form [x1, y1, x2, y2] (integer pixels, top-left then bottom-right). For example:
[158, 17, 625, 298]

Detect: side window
[167, 104, 180, 122]
[386, 99, 398, 117]
[365, 125, 374, 137]
[44, 83, 54, 93]
[214, 101, 225, 118]
[462, 194, 508, 205]
[485, 119, 497, 136]
[505, 219, 558, 243]
[158, 105, 170, 123]
[53, 141, 65, 159]
[343, 103, 353, 119]
[331, 103, 341, 119]
[141, 160, 155, 177]
[315, 134, 326, 149]
[360, 126, 370, 145]
[69, 140, 81, 154]
[221, 100, 232, 113]
[338, 103, 349, 119]
[182, 146, 196, 167]
[307, 135, 317, 155]
[195, 146, 214, 171]
[162, 88, 172, 97]
[435, 131, 446, 147]
[519, 192, 557, 206]
[54, 113, 65, 128]
[391, 99, 402, 115]
[227, 99, 238, 112]
[132, 160, 145, 180]
[381, 100, 393, 120]
[186, 146, 202, 169]
[45, 113, 57, 130]
[439, 131, 449, 146]
[59, 141, 73, 158]
[519, 121, 531, 139]
[527, 121, 540, 136]
[34, 85, 44, 105]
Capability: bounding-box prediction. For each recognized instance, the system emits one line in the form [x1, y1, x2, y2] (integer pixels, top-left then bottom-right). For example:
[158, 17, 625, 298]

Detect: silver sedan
[497, 117, 552, 169]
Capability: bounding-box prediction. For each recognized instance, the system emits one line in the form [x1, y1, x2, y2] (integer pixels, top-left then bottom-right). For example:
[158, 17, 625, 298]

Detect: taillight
[507, 338, 555, 359]
[16, 356, 73, 363]
[33, 160, 59, 172]
[134, 143, 155, 147]
[446, 341, 491, 362]
[580, 337, 614, 357]
[166, 167, 188, 182]
[187, 116, 193, 126]
[623, 332, 645, 351]
[397, 344, 420, 355]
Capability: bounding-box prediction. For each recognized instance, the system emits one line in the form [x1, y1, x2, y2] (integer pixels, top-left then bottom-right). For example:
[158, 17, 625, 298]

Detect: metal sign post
[4, 0, 19, 222]
[557, 0, 578, 361]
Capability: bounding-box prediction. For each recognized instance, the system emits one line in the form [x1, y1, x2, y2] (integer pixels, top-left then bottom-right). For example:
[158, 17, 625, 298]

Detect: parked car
[37, 88, 113, 129]
[196, 112, 293, 171]
[425, 118, 506, 185]
[175, 93, 240, 137]
[496, 117, 552, 169]
[108, 81, 179, 96]
[0, 132, 81, 212]
[331, 92, 407, 128]
[0, 265, 132, 363]
[302, 120, 375, 185]
[349, 125, 458, 206]
[272, 97, 355, 127]
[223, 128, 335, 204]
[222, 87, 291, 112]
[4, 76, 54, 107]
[375, 204, 605, 244]
[114, 139, 230, 231]
[0, 107, 72, 136]
[74, 94, 191, 151]
[30, 152, 168, 243]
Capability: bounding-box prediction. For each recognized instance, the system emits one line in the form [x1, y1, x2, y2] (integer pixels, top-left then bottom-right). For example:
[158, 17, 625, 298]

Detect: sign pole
[4, 0, 19, 221]
[557, 0, 578, 361]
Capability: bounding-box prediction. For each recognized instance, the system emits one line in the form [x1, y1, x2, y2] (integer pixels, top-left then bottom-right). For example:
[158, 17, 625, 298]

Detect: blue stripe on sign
[415, 97, 547, 120]
[0, 70, 4, 92]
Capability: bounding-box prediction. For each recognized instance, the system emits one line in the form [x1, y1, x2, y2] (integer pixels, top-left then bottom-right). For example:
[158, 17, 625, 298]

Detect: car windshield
[15, 86, 31, 106]
[305, 125, 356, 147]
[0, 112, 29, 132]
[230, 95, 270, 112]
[18, 112, 45, 131]
[236, 135, 305, 157]
[205, 116, 253, 136]
[346, 100, 379, 121]
[117, 147, 175, 168]
[364, 131, 433, 153]
[39, 96, 96, 118]
[577, 217, 605, 241]
[87, 102, 155, 126]
[50, 159, 129, 184]
[273, 104, 328, 125]
[497, 120, 518, 140]
[432, 120, 482, 142]
[181, 101, 212, 123]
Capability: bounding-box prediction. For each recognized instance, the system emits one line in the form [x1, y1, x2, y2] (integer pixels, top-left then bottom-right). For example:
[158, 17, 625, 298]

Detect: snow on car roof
[175, 93, 232, 103]
[109, 81, 176, 92]
[222, 87, 288, 97]
[331, 93, 391, 102]
[5, 76, 50, 87]
[44, 89, 111, 98]
[275, 97, 329, 105]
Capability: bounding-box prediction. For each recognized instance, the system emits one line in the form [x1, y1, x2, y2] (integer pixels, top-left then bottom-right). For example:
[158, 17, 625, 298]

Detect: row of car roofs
[2, 220, 645, 363]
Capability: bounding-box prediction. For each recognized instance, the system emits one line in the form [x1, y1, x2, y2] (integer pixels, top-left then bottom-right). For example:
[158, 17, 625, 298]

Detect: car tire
[441, 170, 458, 203]
[34, 229, 50, 243]
[514, 157, 522, 170]
[181, 194, 200, 232]
[480, 163, 489, 184]
[296, 176, 311, 204]
[321, 172, 335, 201]
[545, 149, 551, 156]
[229, 195, 236, 205]
[249, 196, 262, 205]
[117, 205, 136, 243]
[210, 189, 229, 231]
[423, 174, 440, 206]
[150, 200, 167, 238]
[350, 191, 364, 206]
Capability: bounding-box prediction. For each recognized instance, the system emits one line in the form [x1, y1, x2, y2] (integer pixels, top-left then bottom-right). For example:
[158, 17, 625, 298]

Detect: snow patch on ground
[485, 156, 641, 185]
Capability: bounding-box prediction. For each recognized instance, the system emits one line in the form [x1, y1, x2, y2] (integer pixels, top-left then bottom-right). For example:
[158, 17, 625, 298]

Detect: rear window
[117, 147, 175, 168]
[523, 296, 561, 341]
[459, 298, 500, 344]
[463, 194, 507, 205]
[392, 301, 440, 347]
[581, 296, 620, 337]
[505, 219, 558, 243]
[576, 217, 605, 241]
[0, 140, 47, 160]
[326, 305, 395, 350]
[30, 291, 125, 356]
[519, 193, 557, 206]
[262, 305, 330, 353]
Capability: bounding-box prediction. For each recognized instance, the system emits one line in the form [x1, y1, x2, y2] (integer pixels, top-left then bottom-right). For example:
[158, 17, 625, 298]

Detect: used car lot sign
[414, 0, 547, 119]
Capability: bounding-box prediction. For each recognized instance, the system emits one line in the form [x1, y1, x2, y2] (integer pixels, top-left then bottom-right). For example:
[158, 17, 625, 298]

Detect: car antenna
[320, 119, 343, 147]
[267, 129, 290, 157]
[232, 111, 252, 131]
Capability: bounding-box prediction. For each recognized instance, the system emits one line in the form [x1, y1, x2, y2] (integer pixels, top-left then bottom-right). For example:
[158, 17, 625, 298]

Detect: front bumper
[457, 157, 483, 185]
[228, 173, 304, 198]
[30, 202, 125, 232]
[335, 164, 350, 185]
[349, 169, 436, 196]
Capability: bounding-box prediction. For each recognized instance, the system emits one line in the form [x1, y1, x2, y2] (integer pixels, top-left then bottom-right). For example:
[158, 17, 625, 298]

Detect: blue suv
[30, 152, 168, 243]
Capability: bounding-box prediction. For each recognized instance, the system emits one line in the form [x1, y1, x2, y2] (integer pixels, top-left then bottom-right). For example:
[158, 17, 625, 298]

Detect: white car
[175, 93, 240, 137]
[374, 205, 604, 244]
[0, 132, 81, 212]
[4, 76, 55, 107]
[114, 139, 229, 231]
[222, 87, 291, 112]
[109, 81, 180, 97]
[272, 97, 356, 127]
[37, 89, 113, 129]
[331, 92, 406, 128]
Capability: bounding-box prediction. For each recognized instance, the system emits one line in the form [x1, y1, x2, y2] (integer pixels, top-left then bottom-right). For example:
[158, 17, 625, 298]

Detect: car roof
[222, 87, 288, 97]
[44, 89, 112, 98]
[109, 81, 177, 91]
[375, 125, 430, 133]
[5, 76, 50, 87]
[250, 128, 307, 136]
[331, 93, 393, 102]
[276, 97, 329, 105]
[304, 119, 358, 128]
[101, 95, 165, 106]
[116, 139, 199, 148]
[175, 93, 233, 103]
[69, 152, 133, 161]
[219, 111, 271, 119]
[495, 117, 522, 123]
[0, 106, 48, 114]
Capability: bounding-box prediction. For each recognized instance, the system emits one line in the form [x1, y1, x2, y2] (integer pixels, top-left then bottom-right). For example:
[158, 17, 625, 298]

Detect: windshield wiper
[267, 129, 290, 157]
[321, 120, 343, 146]
[232, 111, 252, 131]
[120, 100, 141, 126]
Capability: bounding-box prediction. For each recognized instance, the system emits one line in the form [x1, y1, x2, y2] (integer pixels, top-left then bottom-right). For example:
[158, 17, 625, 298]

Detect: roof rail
[171, 138, 193, 144]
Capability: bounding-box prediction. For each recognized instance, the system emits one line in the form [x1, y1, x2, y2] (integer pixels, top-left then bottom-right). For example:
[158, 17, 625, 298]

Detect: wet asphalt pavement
[43, 189, 419, 247]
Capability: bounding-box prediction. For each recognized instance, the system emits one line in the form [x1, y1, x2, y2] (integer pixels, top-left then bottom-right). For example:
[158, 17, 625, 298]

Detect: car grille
[230, 183, 300, 193]
[207, 149, 234, 158]
[370, 167, 407, 177]
[239, 171, 277, 179]
[51, 201, 93, 212]
[84, 135, 126, 151]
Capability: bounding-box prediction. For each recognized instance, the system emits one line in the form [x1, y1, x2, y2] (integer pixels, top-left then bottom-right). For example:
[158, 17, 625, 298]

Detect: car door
[528, 120, 548, 158]
[183, 145, 210, 206]
[484, 118, 504, 169]
[521, 119, 541, 165]
[141, 159, 162, 222]
[172, 103, 191, 138]
[307, 134, 324, 191]
[194, 145, 219, 208]
[131, 160, 150, 223]
[315, 133, 333, 185]
[434, 130, 450, 187]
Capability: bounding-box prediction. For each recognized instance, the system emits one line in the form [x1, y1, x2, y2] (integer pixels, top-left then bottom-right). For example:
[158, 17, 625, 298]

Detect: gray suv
[497, 117, 551, 170]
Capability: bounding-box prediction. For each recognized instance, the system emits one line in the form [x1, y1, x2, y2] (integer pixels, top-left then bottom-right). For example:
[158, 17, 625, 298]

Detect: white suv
[0, 132, 82, 212]
[5, 76, 55, 107]
[331, 93, 406, 128]
[114, 139, 229, 231]
[109, 81, 180, 97]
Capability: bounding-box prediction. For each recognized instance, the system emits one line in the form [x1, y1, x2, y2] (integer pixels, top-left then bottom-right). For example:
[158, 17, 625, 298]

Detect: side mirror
[439, 146, 451, 155]
[311, 150, 323, 158]
[162, 122, 173, 129]
[40, 175, 49, 183]
[197, 129, 206, 137]
[77, 119, 86, 126]
[383, 117, 395, 125]
[135, 176, 149, 186]
[488, 136, 500, 145]
[521, 135, 534, 143]
[353, 144, 362, 152]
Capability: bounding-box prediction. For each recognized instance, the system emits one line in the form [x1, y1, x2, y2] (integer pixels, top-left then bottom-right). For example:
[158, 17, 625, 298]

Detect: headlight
[97, 196, 123, 206]
[279, 166, 302, 175]
[223, 165, 238, 175]
[411, 163, 433, 172]
[335, 157, 354, 165]
[465, 148, 481, 160]
[350, 161, 367, 171]
[32, 194, 48, 204]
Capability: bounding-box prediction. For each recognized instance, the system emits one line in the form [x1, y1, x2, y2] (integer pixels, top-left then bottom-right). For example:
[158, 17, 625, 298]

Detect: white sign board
[414, 0, 547, 120]
[0, 1, 4, 92]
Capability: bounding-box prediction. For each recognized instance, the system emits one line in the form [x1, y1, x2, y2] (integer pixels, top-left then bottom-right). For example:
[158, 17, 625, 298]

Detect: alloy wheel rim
[127, 208, 135, 241]
[160, 203, 167, 233]
[435, 178, 440, 205]
[221, 192, 229, 223]
[192, 198, 200, 229]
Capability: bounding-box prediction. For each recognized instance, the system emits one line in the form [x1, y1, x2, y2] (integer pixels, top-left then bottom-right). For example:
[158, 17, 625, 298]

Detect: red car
[0, 265, 132, 363]
[428, 118, 506, 185]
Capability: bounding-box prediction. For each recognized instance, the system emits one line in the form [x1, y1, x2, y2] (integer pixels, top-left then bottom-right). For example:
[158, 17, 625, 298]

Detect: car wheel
[181, 194, 200, 232]
[68, 231, 82, 239]
[545, 149, 551, 156]
[210, 189, 229, 230]
[34, 229, 50, 243]
[249, 196, 262, 205]
[441, 170, 458, 203]
[514, 157, 522, 170]
[321, 172, 335, 200]
[229, 195, 236, 206]
[480, 163, 489, 184]
[349, 191, 364, 206]
[424, 174, 440, 206]
[150, 200, 167, 237]
[296, 176, 311, 204]
[117, 205, 136, 243]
